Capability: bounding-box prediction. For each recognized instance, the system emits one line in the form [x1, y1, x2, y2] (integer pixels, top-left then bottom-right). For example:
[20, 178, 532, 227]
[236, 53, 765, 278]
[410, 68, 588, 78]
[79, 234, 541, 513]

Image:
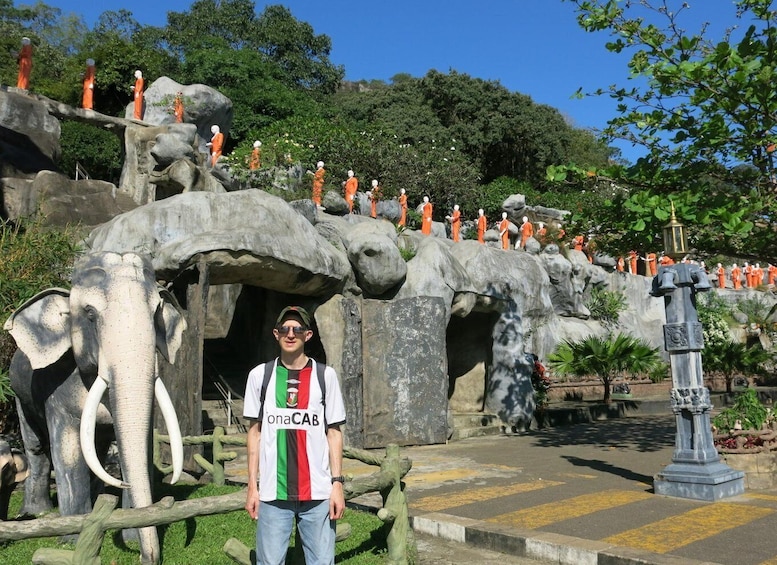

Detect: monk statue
[206, 125, 224, 167]
[421, 196, 433, 235]
[644, 251, 657, 276]
[173, 91, 184, 123]
[446, 204, 461, 241]
[369, 179, 381, 218]
[398, 188, 408, 226]
[519, 216, 533, 249]
[82, 59, 95, 110]
[343, 170, 358, 213]
[16, 37, 32, 90]
[731, 263, 742, 290]
[499, 212, 510, 250]
[307, 160, 325, 206]
[716, 263, 726, 288]
[131, 70, 144, 120]
[477, 209, 487, 244]
[249, 141, 262, 170]
[768, 263, 777, 286]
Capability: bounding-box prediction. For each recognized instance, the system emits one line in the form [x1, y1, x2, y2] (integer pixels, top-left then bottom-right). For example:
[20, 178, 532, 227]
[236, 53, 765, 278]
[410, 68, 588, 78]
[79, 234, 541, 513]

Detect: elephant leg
[15, 399, 53, 516]
[48, 409, 92, 517]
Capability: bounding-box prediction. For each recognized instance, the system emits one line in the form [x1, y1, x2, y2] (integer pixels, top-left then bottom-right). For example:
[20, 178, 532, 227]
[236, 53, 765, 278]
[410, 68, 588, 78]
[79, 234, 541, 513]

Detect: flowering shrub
[530, 358, 552, 409]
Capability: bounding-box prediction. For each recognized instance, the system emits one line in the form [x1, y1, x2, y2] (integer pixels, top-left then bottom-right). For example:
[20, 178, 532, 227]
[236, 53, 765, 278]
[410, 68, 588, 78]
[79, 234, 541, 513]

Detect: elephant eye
[83, 306, 97, 321]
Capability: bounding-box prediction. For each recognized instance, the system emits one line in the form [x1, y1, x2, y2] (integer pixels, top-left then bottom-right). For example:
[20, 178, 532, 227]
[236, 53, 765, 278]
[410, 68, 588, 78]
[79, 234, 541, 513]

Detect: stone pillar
[651, 263, 744, 500]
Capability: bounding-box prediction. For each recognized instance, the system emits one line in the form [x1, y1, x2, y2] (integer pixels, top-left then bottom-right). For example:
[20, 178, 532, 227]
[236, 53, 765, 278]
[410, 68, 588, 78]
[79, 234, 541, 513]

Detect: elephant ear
[3, 289, 72, 370]
[12, 449, 29, 483]
[155, 286, 187, 364]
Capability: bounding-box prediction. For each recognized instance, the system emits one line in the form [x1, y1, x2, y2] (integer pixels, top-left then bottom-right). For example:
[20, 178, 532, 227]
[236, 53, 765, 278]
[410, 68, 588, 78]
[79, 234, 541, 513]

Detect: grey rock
[322, 190, 349, 215]
[289, 199, 318, 225]
[377, 199, 401, 222]
[150, 132, 196, 166]
[346, 222, 406, 295]
[86, 189, 352, 296]
[540, 246, 590, 319]
[0, 90, 61, 177]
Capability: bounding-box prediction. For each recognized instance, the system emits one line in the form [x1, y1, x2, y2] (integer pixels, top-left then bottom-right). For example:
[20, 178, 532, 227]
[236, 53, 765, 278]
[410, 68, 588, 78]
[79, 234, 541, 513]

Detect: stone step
[202, 399, 246, 434]
[450, 412, 503, 441]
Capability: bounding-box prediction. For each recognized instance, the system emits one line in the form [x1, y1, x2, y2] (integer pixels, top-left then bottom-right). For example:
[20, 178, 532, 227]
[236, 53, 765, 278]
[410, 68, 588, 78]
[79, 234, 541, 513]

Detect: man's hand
[245, 485, 260, 520]
[329, 482, 345, 520]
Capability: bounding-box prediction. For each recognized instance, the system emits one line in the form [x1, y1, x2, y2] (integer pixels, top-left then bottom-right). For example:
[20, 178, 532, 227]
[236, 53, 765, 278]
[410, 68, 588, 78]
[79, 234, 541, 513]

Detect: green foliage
[735, 295, 777, 333]
[713, 388, 770, 432]
[563, 0, 777, 262]
[398, 246, 416, 262]
[548, 333, 663, 403]
[584, 285, 626, 327]
[58, 121, 123, 183]
[3, 483, 388, 564]
[702, 340, 771, 393]
[697, 292, 734, 350]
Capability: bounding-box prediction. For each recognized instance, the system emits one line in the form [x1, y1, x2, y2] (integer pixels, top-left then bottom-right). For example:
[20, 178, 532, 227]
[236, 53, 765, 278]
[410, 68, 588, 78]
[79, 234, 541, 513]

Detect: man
[499, 212, 510, 250]
[244, 306, 346, 565]
[250, 141, 262, 171]
[343, 170, 358, 213]
[207, 125, 224, 167]
[421, 196, 433, 235]
[131, 70, 144, 120]
[519, 216, 533, 249]
[476, 209, 487, 244]
[398, 189, 408, 227]
[82, 59, 95, 110]
[446, 204, 461, 242]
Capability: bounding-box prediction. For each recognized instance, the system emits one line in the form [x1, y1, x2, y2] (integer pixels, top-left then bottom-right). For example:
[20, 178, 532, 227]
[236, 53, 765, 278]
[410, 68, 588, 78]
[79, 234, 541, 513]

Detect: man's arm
[244, 419, 261, 519]
[327, 424, 345, 520]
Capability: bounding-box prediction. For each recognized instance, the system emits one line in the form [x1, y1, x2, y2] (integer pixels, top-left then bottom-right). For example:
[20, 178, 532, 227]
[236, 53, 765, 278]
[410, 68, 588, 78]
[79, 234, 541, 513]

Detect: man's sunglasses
[276, 325, 307, 336]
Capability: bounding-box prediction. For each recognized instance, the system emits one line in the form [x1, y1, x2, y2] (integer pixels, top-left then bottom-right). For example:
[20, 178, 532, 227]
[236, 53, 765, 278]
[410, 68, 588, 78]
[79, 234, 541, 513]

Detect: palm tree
[702, 340, 771, 393]
[548, 333, 663, 403]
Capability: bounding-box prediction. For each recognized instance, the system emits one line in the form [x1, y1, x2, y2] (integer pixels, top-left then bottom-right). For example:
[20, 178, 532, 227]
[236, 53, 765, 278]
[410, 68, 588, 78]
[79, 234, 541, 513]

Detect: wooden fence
[0, 429, 415, 565]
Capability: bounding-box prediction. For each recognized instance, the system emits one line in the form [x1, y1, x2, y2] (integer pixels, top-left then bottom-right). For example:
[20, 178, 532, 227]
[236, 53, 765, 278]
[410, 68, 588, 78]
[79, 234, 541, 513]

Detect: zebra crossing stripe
[603, 502, 773, 553]
[412, 479, 564, 512]
[487, 489, 652, 529]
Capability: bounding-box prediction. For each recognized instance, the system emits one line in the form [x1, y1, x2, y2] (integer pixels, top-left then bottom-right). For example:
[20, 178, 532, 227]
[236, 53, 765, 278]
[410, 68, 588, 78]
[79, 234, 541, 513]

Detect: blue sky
[36, 0, 743, 163]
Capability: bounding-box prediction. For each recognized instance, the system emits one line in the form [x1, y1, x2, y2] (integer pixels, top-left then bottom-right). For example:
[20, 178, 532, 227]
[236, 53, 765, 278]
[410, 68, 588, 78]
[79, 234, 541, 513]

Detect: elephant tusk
[155, 378, 183, 484]
[80, 377, 129, 489]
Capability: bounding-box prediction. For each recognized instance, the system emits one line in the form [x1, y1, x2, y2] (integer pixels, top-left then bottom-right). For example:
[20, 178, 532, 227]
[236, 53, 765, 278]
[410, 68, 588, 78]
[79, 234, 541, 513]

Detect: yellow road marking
[404, 468, 480, 486]
[412, 480, 564, 512]
[604, 503, 773, 553]
[488, 490, 652, 529]
[557, 473, 598, 479]
[759, 558, 777, 565]
[746, 493, 777, 502]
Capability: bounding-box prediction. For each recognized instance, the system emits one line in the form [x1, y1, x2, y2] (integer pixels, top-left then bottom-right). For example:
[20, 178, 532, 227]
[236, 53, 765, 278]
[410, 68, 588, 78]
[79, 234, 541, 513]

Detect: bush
[713, 388, 770, 432]
[585, 286, 626, 327]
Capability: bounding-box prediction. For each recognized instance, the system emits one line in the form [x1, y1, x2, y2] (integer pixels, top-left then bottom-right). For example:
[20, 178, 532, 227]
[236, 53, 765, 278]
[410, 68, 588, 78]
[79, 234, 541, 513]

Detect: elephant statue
[0, 438, 29, 520]
[3, 251, 187, 565]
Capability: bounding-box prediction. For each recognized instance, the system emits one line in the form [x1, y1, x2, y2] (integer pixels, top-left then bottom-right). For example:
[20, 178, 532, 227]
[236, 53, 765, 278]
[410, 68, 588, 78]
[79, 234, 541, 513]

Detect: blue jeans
[256, 499, 335, 565]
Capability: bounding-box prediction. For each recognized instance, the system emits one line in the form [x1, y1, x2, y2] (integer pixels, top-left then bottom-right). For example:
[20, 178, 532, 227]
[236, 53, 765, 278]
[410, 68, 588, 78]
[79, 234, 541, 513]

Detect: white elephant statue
[3, 251, 187, 565]
[0, 439, 29, 520]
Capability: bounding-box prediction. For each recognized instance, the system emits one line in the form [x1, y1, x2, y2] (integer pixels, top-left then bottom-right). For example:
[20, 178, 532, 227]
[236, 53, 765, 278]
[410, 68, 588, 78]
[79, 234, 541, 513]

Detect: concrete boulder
[0, 90, 61, 177]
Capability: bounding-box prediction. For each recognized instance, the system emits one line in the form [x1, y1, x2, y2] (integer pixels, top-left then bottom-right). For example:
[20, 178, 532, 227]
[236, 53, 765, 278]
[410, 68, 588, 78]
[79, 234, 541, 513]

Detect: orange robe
[421, 202, 433, 235]
[520, 220, 533, 248]
[716, 266, 726, 289]
[82, 66, 95, 110]
[249, 147, 261, 171]
[628, 252, 638, 275]
[731, 266, 742, 289]
[450, 209, 461, 242]
[370, 186, 380, 218]
[617, 257, 624, 272]
[499, 219, 510, 250]
[17, 43, 32, 90]
[537, 227, 546, 241]
[768, 265, 777, 286]
[659, 255, 675, 266]
[344, 177, 358, 213]
[210, 132, 224, 167]
[174, 95, 184, 123]
[133, 76, 144, 119]
[755, 266, 764, 287]
[311, 167, 324, 205]
[743, 264, 754, 288]
[573, 235, 584, 251]
[477, 215, 487, 244]
[646, 252, 657, 276]
[398, 194, 407, 226]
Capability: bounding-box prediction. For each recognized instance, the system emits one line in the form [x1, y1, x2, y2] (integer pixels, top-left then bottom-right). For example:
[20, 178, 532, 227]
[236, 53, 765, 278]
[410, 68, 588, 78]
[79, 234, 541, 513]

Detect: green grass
[2, 484, 388, 564]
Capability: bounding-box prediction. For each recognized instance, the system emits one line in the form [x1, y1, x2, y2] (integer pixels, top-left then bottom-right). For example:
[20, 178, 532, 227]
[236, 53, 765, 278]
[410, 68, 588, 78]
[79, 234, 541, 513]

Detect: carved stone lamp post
[651, 204, 745, 500]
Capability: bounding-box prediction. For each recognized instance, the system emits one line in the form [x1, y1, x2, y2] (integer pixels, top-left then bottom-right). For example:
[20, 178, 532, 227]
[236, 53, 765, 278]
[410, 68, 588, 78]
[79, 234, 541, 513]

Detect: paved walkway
[228, 414, 777, 565]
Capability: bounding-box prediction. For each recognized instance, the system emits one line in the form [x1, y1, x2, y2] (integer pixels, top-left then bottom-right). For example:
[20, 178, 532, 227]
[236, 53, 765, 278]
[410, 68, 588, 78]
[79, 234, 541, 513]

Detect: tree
[702, 340, 770, 393]
[548, 333, 662, 403]
[562, 0, 777, 263]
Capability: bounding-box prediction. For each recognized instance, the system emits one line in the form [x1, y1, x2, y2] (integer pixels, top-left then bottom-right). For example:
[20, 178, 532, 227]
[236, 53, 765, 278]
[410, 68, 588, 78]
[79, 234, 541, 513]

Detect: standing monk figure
[309, 161, 324, 205]
[421, 196, 433, 235]
[573, 235, 584, 252]
[173, 91, 184, 123]
[477, 209, 487, 244]
[343, 170, 358, 213]
[16, 37, 32, 90]
[499, 212, 510, 250]
[398, 188, 408, 226]
[716, 263, 726, 289]
[755, 263, 764, 287]
[617, 257, 625, 273]
[446, 205, 461, 241]
[628, 250, 638, 275]
[131, 70, 144, 120]
[645, 252, 657, 276]
[206, 125, 224, 167]
[519, 216, 533, 249]
[659, 253, 674, 267]
[249, 141, 262, 170]
[743, 262, 754, 288]
[369, 180, 381, 218]
[731, 264, 742, 290]
[536, 222, 546, 242]
[768, 264, 777, 286]
[82, 59, 95, 110]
